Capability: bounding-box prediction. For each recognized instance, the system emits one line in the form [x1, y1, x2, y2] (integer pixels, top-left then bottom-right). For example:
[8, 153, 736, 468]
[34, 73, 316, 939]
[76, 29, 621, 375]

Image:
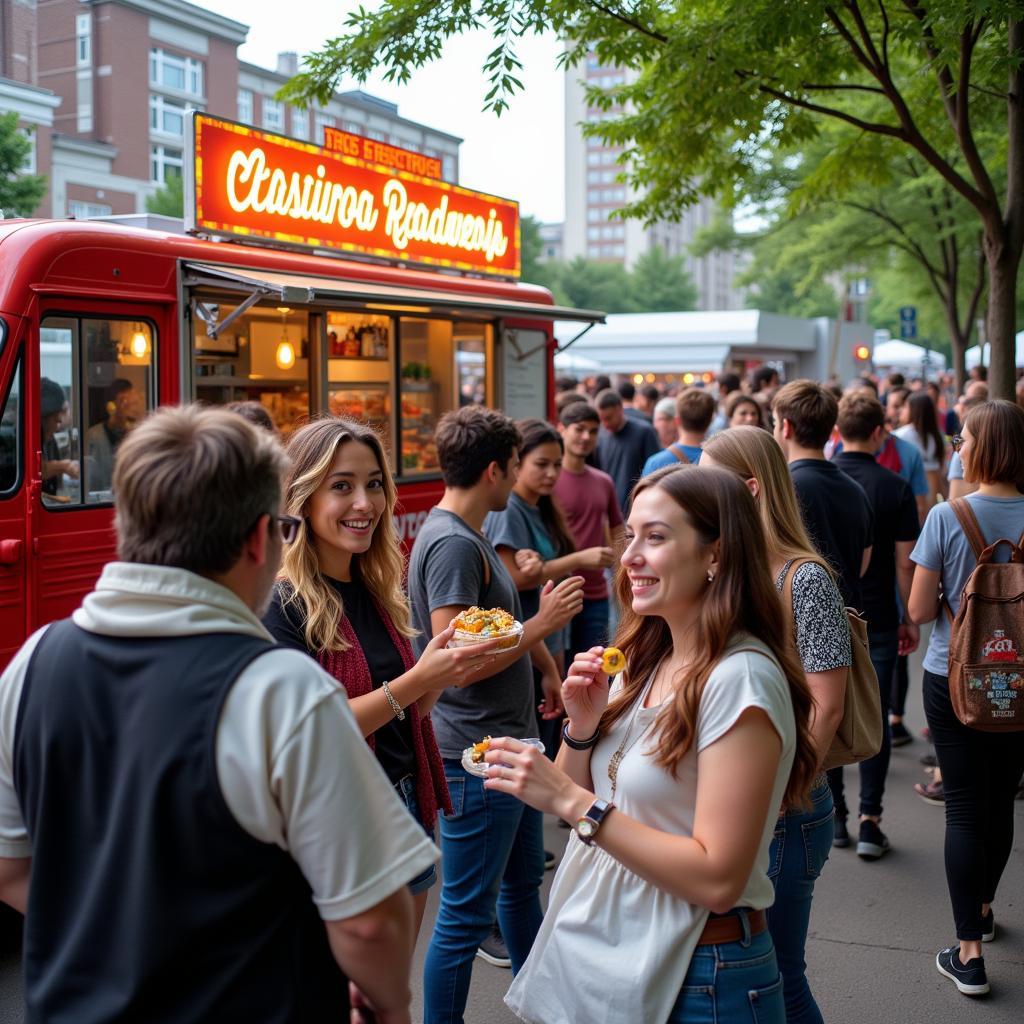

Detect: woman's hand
[561, 647, 611, 739]
[536, 576, 585, 633]
[537, 668, 564, 720]
[514, 548, 543, 580]
[575, 546, 615, 571]
[411, 624, 501, 692]
[483, 737, 592, 820]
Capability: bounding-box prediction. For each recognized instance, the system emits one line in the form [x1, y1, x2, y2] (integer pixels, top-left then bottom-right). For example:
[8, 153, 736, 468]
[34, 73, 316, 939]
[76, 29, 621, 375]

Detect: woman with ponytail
[262, 416, 498, 937]
[487, 465, 816, 1024]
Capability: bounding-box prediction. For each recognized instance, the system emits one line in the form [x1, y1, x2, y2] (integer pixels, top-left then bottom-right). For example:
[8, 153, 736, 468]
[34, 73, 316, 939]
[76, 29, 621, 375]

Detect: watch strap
[562, 721, 600, 750]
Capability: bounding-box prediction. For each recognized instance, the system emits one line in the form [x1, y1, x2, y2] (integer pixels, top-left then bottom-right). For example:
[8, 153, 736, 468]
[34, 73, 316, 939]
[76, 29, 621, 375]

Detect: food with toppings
[448, 606, 523, 650]
[601, 647, 626, 675]
[469, 736, 491, 763]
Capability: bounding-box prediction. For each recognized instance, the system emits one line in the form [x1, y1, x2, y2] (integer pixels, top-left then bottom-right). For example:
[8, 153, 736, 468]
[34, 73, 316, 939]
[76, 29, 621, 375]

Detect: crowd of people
[0, 360, 1022, 1023]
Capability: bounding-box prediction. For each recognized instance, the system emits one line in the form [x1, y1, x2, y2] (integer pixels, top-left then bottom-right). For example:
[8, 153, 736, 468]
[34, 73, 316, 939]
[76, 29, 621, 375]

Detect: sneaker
[915, 780, 945, 804]
[544, 849, 557, 871]
[981, 908, 995, 943]
[832, 817, 850, 848]
[919, 752, 938, 768]
[935, 946, 989, 996]
[856, 819, 891, 860]
[476, 927, 512, 969]
[890, 721, 913, 747]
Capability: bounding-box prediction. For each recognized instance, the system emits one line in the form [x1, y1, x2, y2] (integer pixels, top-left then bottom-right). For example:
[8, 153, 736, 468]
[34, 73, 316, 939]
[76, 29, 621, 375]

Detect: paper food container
[446, 620, 523, 651]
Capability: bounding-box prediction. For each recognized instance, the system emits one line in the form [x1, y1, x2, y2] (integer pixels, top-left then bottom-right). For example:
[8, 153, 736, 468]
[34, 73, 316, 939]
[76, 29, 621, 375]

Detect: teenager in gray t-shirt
[408, 507, 537, 759]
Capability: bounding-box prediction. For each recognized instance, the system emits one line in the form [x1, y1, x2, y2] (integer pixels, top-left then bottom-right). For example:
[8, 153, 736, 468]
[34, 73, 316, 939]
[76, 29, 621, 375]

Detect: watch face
[576, 818, 597, 838]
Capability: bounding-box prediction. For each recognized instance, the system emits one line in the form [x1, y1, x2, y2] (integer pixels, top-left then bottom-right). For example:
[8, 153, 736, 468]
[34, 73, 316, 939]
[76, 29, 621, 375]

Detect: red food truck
[0, 113, 603, 669]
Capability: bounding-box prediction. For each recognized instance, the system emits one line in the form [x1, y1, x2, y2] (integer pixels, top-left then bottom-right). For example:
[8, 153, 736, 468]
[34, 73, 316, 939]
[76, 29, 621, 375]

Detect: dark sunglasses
[276, 514, 302, 544]
[950, 434, 964, 453]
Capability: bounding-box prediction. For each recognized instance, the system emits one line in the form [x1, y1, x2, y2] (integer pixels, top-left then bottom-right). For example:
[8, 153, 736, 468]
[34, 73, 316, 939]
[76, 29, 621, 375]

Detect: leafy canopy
[0, 112, 47, 217]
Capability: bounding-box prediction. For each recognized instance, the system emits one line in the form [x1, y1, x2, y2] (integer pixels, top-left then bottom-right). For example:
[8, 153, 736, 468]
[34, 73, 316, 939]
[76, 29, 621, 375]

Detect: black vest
[13, 621, 347, 1023]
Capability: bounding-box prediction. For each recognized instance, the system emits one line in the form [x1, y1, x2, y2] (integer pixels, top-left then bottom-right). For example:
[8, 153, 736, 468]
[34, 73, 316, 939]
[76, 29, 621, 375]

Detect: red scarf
[319, 602, 451, 832]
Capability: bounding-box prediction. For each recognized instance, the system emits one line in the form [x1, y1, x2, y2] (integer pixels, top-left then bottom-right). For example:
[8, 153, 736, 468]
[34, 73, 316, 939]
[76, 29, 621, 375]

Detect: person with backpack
[641, 387, 717, 474]
[907, 399, 1024, 998]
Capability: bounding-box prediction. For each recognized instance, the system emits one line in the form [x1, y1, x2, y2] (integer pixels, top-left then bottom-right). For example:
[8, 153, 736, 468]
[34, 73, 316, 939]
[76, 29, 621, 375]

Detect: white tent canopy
[965, 332, 1024, 369]
[872, 339, 947, 373]
[553, 350, 601, 373]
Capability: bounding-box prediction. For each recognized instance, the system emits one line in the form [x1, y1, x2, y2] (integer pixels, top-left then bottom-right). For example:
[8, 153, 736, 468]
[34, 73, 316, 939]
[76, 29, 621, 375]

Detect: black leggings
[923, 670, 1024, 941]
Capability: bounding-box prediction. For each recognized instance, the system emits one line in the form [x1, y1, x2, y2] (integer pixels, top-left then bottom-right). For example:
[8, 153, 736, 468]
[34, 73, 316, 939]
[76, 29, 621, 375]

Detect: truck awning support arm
[192, 288, 270, 339]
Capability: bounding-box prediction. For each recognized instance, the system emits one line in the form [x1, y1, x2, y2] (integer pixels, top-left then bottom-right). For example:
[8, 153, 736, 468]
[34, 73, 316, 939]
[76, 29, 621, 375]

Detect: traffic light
[854, 344, 871, 362]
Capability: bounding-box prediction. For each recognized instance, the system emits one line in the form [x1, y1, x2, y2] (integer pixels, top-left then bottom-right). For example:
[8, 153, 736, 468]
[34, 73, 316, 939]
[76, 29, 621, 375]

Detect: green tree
[628, 246, 697, 311]
[145, 173, 184, 218]
[280, 1, 1024, 399]
[559, 256, 635, 313]
[0, 112, 47, 217]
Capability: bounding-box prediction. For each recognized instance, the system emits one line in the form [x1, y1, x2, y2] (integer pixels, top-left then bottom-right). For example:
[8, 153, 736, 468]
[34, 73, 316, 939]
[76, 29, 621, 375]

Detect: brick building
[0, 0, 460, 219]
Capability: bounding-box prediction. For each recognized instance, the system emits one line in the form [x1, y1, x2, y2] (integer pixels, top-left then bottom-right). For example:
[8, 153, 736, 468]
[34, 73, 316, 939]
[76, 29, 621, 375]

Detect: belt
[697, 909, 767, 946]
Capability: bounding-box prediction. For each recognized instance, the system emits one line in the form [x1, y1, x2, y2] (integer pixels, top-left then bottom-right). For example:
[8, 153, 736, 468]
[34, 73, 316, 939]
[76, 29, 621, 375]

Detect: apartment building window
[262, 98, 284, 132]
[19, 127, 36, 173]
[149, 95, 191, 138]
[291, 107, 309, 139]
[68, 200, 112, 218]
[76, 14, 91, 65]
[314, 111, 335, 144]
[586, 208, 602, 222]
[342, 120, 362, 133]
[587, 227, 600, 241]
[150, 145, 183, 183]
[442, 154, 457, 182]
[149, 48, 203, 98]
[365, 128, 386, 142]
[237, 89, 253, 124]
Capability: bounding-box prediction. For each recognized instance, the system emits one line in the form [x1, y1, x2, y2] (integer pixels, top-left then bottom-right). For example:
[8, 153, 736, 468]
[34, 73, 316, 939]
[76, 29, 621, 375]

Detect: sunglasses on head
[950, 434, 964, 453]
[276, 514, 302, 544]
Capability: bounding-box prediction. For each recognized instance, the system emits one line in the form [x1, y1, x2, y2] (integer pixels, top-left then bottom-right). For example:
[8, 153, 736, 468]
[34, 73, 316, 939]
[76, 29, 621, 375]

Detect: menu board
[502, 329, 548, 423]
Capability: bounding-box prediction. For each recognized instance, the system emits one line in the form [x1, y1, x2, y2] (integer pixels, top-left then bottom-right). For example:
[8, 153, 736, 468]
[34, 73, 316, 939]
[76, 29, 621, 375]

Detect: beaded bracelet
[381, 680, 406, 721]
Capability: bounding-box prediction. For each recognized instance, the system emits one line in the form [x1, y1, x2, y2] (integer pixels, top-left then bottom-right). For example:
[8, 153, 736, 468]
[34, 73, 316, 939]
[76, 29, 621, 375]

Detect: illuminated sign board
[185, 114, 520, 278]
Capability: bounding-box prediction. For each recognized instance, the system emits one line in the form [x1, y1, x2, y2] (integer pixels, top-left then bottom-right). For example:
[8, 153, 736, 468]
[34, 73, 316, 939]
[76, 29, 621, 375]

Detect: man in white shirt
[0, 405, 436, 1024]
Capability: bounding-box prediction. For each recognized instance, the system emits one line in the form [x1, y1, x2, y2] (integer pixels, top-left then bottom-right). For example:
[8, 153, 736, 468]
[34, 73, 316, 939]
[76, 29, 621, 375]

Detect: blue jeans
[394, 774, 437, 895]
[827, 627, 898, 819]
[423, 761, 544, 1024]
[667, 919, 785, 1024]
[569, 596, 609, 661]
[766, 779, 834, 1024]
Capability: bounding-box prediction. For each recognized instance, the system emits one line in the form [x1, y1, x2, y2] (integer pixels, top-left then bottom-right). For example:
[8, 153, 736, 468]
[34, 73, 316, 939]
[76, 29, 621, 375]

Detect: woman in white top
[894, 391, 947, 502]
[484, 464, 817, 1024]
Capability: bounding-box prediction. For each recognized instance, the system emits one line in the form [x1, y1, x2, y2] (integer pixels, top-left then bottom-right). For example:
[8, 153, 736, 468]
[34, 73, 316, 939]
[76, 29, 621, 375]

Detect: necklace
[606, 673, 657, 801]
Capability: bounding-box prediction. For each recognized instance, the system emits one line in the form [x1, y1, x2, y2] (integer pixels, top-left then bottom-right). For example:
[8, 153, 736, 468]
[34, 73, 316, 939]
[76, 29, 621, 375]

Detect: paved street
[0, 639, 1020, 1022]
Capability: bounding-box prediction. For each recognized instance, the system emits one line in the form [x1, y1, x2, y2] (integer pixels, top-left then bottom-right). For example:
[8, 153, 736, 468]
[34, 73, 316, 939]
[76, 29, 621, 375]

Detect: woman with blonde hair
[702, 425, 850, 1024]
[489, 465, 817, 1024]
[262, 416, 499, 937]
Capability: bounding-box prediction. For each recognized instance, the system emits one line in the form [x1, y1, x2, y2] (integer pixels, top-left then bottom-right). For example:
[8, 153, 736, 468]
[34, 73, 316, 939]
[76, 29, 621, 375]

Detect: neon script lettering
[226, 148, 379, 231]
[382, 181, 510, 263]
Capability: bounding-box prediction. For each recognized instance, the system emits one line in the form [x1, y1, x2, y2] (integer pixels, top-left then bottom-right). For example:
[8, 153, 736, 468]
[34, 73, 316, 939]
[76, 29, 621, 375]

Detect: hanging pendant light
[275, 307, 295, 370]
[129, 323, 149, 359]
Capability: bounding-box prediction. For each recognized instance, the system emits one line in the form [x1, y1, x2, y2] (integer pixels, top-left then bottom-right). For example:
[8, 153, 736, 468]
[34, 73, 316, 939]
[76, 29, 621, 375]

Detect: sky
[203, 1, 566, 223]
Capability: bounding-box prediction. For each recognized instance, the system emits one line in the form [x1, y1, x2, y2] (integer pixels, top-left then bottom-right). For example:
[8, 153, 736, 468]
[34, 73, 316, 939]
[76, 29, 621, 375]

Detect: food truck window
[0, 355, 20, 497]
[326, 311, 394, 460]
[39, 317, 155, 506]
[192, 301, 311, 436]
[398, 318, 492, 476]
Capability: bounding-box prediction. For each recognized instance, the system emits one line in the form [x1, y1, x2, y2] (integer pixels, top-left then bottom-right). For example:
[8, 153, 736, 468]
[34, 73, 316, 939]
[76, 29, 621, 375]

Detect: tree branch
[876, 0, 891, 71]
[756, 82, 904, 137]
[840, 199, 945, 282]
[1006, 18, 1024, 255]
[843, 1, 886, 73]
[954, 25, 999, 209]
[824, 6, 880, 76]
[580, 1, 668, 44]
[799, 82, 886, 94]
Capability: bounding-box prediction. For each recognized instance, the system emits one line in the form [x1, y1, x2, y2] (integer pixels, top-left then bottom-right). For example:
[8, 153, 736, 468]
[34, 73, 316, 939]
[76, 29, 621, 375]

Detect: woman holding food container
[262, 416, 499, 938]
[484, 464, 817, 1024]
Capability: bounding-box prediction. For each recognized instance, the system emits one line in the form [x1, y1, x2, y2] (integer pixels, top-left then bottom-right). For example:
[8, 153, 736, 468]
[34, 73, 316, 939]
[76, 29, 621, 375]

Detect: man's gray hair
[113, 404, 288, 575]
[654, 397, 676, 419]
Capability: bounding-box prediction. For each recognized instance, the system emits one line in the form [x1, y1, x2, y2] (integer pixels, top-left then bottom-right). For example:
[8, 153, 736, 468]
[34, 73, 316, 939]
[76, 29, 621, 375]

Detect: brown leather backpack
[782, 558, 882, 769]
[943, 499, 1024, 732]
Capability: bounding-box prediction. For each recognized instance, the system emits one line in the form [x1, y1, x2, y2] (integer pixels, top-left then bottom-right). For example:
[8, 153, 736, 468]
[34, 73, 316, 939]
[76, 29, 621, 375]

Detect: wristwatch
[575, 798, 614, 846]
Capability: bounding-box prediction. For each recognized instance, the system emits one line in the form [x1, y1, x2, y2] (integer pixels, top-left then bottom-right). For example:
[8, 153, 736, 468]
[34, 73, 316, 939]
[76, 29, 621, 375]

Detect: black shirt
[263, 576, 417, 784]
[832, 451, 920, 632]
[597, 417, 661, 510]
[789, 458, 874, 610]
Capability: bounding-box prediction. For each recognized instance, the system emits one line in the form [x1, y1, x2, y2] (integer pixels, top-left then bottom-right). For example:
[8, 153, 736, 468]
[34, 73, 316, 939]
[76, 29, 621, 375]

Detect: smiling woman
[260, 415, 501, 939]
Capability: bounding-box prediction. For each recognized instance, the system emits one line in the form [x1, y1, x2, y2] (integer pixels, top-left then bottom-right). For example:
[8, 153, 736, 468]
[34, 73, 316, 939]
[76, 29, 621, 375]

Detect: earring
[707, 571, 715, 583]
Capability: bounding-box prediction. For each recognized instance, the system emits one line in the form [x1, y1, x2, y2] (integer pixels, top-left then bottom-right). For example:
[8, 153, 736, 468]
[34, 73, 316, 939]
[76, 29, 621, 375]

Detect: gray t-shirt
[597, 418, 661, 510]
[483, 492, 564, 656]
[911, 494, 1024, 675]
[947, 451, 963, 481]
[408, 507, 536, 758]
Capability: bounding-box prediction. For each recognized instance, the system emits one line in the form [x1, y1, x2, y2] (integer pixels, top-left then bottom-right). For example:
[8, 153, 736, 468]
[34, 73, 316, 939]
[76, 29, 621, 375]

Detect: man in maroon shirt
[554, 402, 625, 660]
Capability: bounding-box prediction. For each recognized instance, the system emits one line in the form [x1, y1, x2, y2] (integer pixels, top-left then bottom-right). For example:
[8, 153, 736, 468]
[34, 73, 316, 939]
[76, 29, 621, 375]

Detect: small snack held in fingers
[601, 646, 626, 676]
[449, 606, 523, 650]
[469, 736, 492, 763]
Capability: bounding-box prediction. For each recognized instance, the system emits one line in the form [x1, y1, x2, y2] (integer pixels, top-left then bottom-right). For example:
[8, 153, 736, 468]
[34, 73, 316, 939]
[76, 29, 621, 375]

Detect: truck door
[28, 307, 162, 632]
[0, 319, 27, 667]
